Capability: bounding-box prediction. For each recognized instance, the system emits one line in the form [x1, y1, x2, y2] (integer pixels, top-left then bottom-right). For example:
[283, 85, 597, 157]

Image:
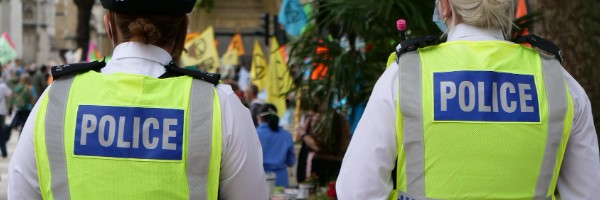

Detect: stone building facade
[0, 0, 107, 65]
[190, 0, 282, 65]
[1, 0, 307, 65]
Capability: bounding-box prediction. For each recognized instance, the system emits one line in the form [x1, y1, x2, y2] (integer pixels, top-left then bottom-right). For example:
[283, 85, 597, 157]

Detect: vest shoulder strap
[51, 60, 221, 86]
[51, 60, 106, 80]
[159, 62, 221, 86]
[395, 34, 564, 64]
[513, 34, 564, 63]
[395, 35, 442, 62]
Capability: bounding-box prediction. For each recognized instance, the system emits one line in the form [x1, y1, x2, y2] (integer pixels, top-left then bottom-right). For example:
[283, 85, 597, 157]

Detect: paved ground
[0, 130, 19, 200]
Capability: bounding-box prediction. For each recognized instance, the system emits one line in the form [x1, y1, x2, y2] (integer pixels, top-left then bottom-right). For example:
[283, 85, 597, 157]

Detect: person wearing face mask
[7, 0, 269, 199]
[336, 0, 600, 199]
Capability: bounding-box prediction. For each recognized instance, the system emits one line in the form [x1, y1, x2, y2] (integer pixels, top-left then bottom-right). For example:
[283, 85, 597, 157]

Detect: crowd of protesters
[1, 59, 350, 192]
[0, 59, 52, 158]
[220, 65, 350, 191]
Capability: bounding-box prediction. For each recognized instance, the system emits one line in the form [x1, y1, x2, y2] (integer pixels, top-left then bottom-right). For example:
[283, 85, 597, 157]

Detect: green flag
[0, 33, 17, 64]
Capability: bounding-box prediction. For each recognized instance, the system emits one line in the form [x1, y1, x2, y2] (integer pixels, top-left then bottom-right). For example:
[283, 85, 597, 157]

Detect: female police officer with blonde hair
[337, 0, 600, 199]
[8, 0, 268, 199]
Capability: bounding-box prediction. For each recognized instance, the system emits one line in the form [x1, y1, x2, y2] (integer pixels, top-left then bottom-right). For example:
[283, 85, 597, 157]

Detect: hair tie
[258, 109, 278, 117]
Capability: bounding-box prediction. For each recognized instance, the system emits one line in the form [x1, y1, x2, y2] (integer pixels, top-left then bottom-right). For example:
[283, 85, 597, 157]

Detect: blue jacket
[257, 123, 295, 187]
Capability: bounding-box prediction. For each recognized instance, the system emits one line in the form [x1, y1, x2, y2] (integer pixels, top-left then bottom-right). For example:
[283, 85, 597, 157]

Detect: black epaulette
[159, 62, 221, 86]
[513, 34, 563, 63]
[53, 60, 221, 85]
[395, 35, 443, 63]
[51, 60, 106, 80]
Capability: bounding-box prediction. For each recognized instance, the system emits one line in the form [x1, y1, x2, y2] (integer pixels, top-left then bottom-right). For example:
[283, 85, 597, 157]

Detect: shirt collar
[447, 24, 505, 42]
[102, 42, 173, 77]
[111, 42, 172, 65]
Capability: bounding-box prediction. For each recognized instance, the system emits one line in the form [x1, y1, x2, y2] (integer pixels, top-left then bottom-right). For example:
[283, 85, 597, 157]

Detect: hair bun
[128, 18, 162, 44]
[451, 0, 515, 37]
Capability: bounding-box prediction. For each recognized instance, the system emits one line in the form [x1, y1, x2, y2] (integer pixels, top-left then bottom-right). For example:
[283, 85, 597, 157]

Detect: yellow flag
[227, 33, 245, 56]
[266, 37, 292, 117]
[181, 26, 220, 73]
[250, 40, 268, 92]
[221, 49, 238, 66]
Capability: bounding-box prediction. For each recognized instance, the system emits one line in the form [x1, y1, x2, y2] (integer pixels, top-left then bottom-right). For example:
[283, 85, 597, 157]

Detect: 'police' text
[74, 105, 185, 160]
[433, 71, 540, 122]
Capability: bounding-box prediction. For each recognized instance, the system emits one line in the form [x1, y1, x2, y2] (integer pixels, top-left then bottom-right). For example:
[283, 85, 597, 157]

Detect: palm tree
[288, 0, 436, 150]
[290, 0, 600, 149]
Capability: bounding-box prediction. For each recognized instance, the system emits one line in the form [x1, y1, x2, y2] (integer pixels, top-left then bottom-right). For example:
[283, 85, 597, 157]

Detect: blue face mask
[433, 5, 448, 32]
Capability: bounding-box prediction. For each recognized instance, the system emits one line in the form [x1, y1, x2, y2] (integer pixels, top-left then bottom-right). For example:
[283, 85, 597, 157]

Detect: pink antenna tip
[396, 19, 407, 31]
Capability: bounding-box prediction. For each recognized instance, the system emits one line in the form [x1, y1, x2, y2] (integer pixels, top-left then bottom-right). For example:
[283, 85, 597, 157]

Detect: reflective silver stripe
[399, 52, 425, 196]
[534, 56, 567, 199]
[187, 80, 214, 200]
[45, 76, 76, 200]
[397, 53, 565, 199]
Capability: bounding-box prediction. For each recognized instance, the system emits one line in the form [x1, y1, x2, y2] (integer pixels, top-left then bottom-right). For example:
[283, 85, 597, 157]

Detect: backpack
[14, 85, 32, 110]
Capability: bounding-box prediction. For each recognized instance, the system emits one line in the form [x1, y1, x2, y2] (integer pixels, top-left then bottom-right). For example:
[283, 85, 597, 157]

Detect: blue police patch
[433, 71, 540, 122]
[75, 105, 184, 160]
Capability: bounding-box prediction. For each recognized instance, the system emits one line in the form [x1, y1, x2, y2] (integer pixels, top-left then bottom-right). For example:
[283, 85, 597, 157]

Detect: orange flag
[227, 34, 246, 56]
[516, 0, 529, 36]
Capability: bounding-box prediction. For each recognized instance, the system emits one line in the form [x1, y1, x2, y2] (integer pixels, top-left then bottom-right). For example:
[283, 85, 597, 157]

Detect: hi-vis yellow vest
[390, 41, 574, 200]
[34, 71, 222, 200]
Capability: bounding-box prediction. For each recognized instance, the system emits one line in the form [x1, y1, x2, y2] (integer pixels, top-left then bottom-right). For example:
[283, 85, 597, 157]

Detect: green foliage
[308, 192, 330, 200]
[288, 1, 436, 145]
[316, 0, 436, 42]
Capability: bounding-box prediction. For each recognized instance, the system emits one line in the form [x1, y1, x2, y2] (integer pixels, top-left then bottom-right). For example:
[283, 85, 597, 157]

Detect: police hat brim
[101, 0, 196, 15]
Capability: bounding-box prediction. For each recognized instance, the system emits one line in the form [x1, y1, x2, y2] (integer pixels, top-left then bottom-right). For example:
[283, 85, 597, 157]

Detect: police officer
[337, 0, 600, 199]
[8, 0, 269, 199]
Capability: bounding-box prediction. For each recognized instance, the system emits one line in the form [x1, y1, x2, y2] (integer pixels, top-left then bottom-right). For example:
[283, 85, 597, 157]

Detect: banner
[279, 45, 288, 64]
[250, 40, 268, 92]
[278, 0, 308, 36]
[87, 41, 103, 62]
[227, 33, 245, 56]
[516, 0, 530, 36]
[87, 40, 96, 62]
[182, 26, 220, 73]
[220, 49, 238, 79]
[0, 33, 17, 64]
[266, 37, 293, 117]
[221, 49, 238, 66]
[311, 46, 329, 80]
[185, 32, 201, 43]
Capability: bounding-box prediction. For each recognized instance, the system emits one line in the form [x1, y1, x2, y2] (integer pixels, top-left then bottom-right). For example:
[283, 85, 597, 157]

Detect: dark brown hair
[259, 104, 280, 132]
[108, 11, 187, 62]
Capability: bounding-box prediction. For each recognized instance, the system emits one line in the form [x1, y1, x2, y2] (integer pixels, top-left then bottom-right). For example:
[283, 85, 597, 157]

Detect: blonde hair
[449, 0, 515, 37]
